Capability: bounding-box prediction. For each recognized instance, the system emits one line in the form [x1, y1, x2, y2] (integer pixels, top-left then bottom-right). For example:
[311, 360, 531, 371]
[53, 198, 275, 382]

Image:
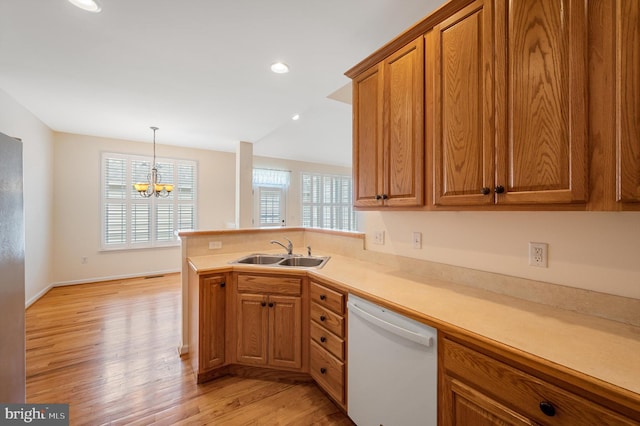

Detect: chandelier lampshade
[133, 127, 174, 198]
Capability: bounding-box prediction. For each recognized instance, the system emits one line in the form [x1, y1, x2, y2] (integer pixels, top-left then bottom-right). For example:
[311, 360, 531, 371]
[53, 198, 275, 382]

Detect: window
[302, 173, 357, 231]
[253, 168, 290, 227]
[102, 152, 197, 250]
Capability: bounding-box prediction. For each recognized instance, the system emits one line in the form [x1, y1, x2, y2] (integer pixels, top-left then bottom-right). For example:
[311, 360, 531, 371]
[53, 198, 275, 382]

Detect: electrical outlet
[529, 242, 548, 268]
[209, 241, 222, 249]
[412, 232, 422, 249]
[373, 230, 385, 245]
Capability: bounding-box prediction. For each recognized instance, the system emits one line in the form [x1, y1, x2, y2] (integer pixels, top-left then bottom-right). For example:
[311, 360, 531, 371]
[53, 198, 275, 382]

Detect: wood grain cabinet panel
[353, 37, 424, 208]
[236, 293, 269, 365]
[353, 64, 384, 207]
[188, 270, 228, 382]
[429, 0, 494, 206]
[200, 275, 226, 371]
[495, 0, 588, 204]
[616, 0, 640, 203]
[440, 336, 638, 426]
[235, 274, 303, 370]
[268, 295, 302, 369]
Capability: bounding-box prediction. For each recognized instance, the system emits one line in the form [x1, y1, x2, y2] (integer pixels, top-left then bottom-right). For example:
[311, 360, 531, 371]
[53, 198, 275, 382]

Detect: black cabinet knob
[320, 336, 327, 343]
[382, 194, 389, 200]
[320, 367, 327, 374]
[539, 401, 556, 417]
[495, 185, 505, 194]
[320, 315, 326, 322]
[261, 301, 266, 307]
[481, 187, 490, 195]
[220, 282, 226, 288]
[268, 302, 274, 308]
[320, 295, 326, 300]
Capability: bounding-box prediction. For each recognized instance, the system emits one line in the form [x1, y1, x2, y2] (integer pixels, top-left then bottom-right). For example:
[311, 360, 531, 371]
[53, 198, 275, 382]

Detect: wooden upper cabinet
[495, 0, 588, 204]
[616, 0, 640, 203]
[353, 64, 383, 207]
[353, 37, 424, 207]
[384, 37, 425, 207]
[429, 0, 494, 206]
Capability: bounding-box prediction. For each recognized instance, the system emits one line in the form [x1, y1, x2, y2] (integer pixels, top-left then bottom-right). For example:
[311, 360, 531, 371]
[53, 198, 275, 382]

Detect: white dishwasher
[347, 294, 437, 426]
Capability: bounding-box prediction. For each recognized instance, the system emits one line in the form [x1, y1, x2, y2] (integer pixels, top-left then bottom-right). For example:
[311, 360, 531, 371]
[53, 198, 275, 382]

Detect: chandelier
[133, 126, 174, 198]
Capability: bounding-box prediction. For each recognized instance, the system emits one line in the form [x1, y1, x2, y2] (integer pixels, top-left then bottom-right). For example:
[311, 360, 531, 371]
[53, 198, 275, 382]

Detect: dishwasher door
[347, 294, 437, 426]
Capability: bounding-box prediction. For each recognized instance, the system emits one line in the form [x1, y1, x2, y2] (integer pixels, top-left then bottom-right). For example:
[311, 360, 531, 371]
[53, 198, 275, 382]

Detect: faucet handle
[307, 245, 312, 256]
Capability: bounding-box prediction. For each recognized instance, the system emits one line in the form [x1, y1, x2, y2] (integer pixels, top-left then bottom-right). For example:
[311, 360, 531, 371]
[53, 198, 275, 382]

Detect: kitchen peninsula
[179, 228, 640, 424]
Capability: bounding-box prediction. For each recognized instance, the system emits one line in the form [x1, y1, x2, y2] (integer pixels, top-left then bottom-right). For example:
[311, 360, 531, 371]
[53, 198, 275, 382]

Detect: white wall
[253, 155, 353, 227]
[363, 210, 640, 299]
[0, 89, 54, 305]
[51, 132, 236, 284]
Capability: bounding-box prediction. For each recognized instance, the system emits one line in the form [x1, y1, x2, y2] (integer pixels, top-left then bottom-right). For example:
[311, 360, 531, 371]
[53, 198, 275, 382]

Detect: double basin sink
[230, 253, 330, 269]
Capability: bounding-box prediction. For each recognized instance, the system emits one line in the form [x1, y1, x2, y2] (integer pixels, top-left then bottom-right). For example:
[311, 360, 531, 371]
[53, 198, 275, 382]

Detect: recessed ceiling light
[68, 0, 102, 13]
[292, 114, 300, 121]
[271, 62, 290, 74]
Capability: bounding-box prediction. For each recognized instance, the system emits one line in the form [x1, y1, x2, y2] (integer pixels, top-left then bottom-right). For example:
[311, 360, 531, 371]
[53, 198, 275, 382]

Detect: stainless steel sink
[230, 254, 330, 268]
[277, 256, 329, 268]
[233, 254, 286, 265]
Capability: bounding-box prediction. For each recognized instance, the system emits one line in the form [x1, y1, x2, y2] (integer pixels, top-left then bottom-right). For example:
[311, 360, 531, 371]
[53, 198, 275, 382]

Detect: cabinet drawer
[236, 274, 301, 296]
[310, 320, 344, 361]
[310, 302, 344, 337]
[443, 339, 635, 426]
[310, 340, 345, 404]
[310, 281, 344, 314]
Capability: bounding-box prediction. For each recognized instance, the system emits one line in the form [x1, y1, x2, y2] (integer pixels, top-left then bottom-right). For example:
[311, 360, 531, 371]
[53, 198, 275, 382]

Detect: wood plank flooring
[25, 274, 353, 425]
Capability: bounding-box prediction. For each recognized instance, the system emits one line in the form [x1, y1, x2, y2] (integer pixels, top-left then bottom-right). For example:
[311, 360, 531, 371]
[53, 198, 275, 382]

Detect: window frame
[301, 172, 357, 231]
[101, 151, 198, 251]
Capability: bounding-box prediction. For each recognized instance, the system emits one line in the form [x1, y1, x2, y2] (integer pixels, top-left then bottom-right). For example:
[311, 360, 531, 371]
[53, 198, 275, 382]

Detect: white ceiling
[0, 0, 443, 167]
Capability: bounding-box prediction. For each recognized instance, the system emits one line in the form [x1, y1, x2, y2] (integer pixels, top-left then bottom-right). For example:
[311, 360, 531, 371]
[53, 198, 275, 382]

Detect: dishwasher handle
[348, 301, 434, 348]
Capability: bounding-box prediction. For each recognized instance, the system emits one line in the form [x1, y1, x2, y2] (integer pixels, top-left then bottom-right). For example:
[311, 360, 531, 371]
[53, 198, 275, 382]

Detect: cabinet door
[383, 37, 425, 207]
[268, 295, 302, 369]
[617, 0, 640, 203]
[441, 376, 535, 426]
[236, 293, 268, 365]
[353, 64, 384, 207]
[430, 0, 494, 206]
[495, 0, 588, 204]
[200, 275, 226, 370]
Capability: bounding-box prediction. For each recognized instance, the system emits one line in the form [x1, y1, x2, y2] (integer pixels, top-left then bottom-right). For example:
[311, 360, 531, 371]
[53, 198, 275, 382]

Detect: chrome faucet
[270, 237, 293, 255]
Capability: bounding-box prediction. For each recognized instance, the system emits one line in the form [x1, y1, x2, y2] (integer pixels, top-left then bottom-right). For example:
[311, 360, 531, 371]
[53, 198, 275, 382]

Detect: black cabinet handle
[495, 185, 505, 194]
[481, 187, 490, 195]
[268, 302, 274, 308]
[375, 194, 382, 200]
[320, 368, 327, 375]
[381, 194, 389, 200]
[320, 336, 327, 343]
[220, 282, 226, 288]
[320, 295, 326, 301]
[539, 401, 556, 417]
[261, 301, 266, 307]
[320, 315, 326, 322]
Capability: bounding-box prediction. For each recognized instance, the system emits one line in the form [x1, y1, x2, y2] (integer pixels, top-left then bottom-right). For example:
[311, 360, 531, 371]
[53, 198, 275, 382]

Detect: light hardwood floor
[26, 274, 354, 425]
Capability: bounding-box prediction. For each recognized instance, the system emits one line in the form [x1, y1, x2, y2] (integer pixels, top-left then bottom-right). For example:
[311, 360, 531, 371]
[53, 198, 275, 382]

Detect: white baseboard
[26, 283, 54, 308]
[26, 269, 180, 308]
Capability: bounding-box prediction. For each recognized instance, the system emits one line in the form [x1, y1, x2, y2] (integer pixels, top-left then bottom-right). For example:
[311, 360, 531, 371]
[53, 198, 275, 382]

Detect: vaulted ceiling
[0, 0, 443, 166]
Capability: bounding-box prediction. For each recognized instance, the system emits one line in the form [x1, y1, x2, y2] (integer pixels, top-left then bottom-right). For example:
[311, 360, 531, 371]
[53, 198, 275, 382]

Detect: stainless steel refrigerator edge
[0, 132, 26, 402]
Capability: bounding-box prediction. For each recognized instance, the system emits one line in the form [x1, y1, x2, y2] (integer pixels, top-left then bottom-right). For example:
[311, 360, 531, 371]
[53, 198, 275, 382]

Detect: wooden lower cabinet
[308, 279, 347, 409]
[235, 273, 304, 370]
[188, 270, 227, 382]
[440, 335, 639, 425]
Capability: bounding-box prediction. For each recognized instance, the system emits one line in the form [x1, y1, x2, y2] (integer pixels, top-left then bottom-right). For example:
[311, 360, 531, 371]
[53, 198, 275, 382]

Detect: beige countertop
[188, 250, 640, 400]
